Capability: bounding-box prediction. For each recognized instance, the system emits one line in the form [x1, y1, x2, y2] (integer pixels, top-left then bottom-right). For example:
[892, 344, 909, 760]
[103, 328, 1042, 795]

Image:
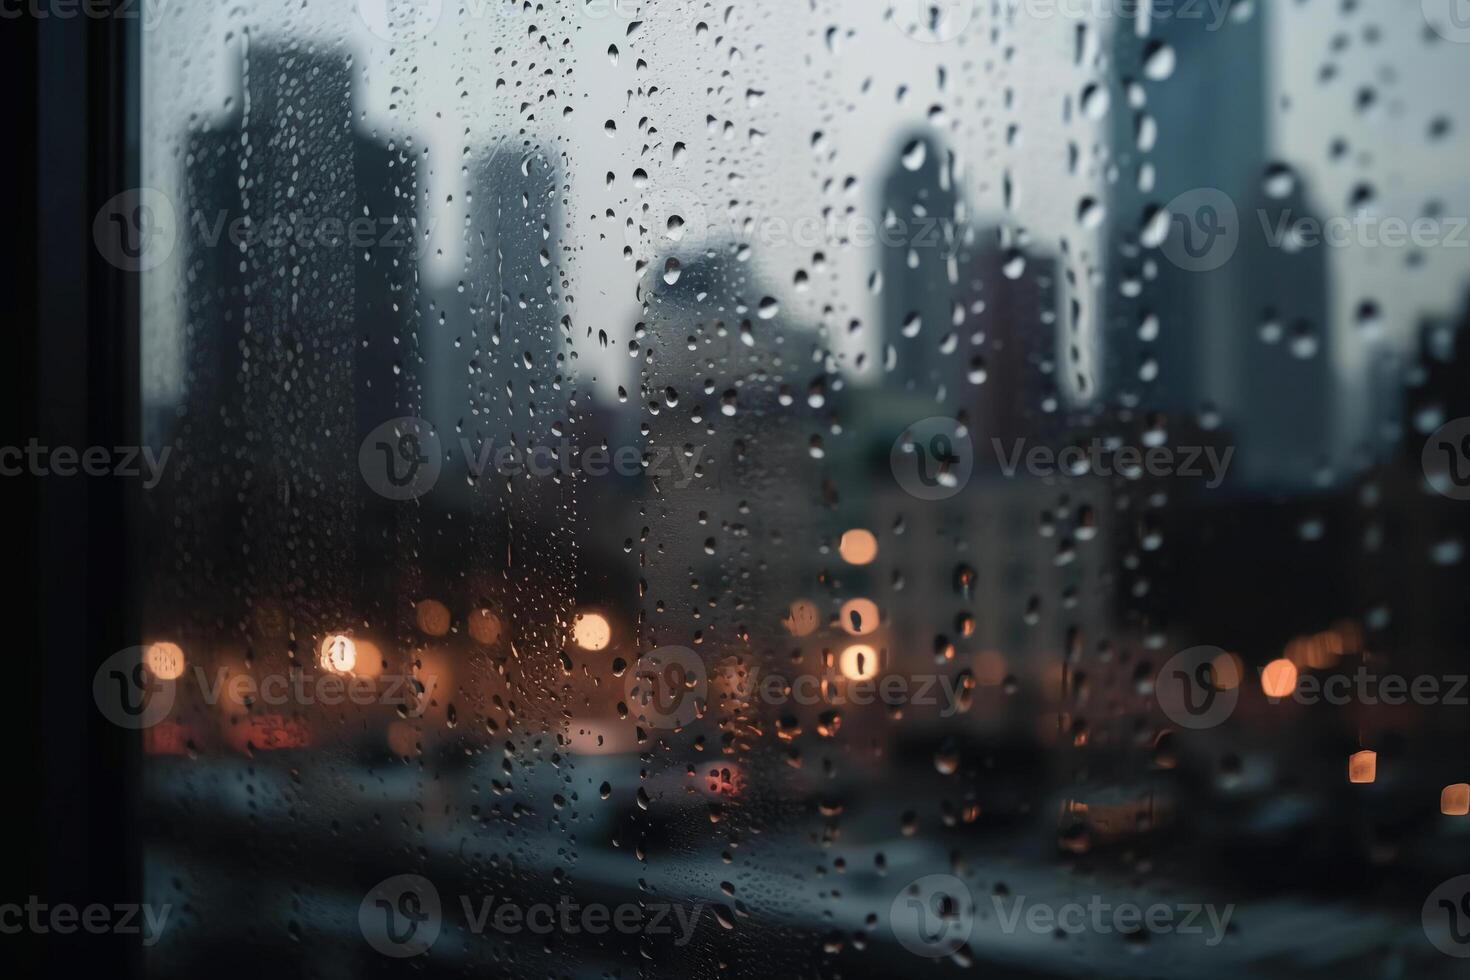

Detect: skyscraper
[170, 42, 418, 634]
[410, 141, 584, 666]
[425, 143, 569, 491]
[1100, 3, 1333, 490]
[878, 132, 963, 400]
[876, 132, 1061, 449]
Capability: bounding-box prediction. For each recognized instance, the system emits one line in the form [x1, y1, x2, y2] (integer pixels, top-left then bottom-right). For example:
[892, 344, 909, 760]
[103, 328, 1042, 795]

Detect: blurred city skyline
[140, 0, 1470, 480]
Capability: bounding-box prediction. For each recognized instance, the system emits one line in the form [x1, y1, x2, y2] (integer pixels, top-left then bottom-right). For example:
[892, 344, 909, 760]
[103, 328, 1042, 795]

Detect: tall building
[169, 43, 418, 636]
[411, 142, 584, 668]
[876, 132, 1061, 450]
[955, 227, 1063, 452]
[421, 141, 573, 535]
[424, 144, 570, 495]
[1100, 3, 1333, 490]
[878, 132, 964, 399]
[632, 247, 819, 641]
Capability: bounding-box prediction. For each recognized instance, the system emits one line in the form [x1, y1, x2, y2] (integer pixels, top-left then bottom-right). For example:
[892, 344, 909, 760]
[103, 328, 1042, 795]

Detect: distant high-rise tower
[426, 144, 568, 485]
[1100, 3, 1333, 489]
[171, 43, 418, 630]
[413, 142, 583, 662]
[878, 133, 963, 399]
[876, 132, 1060, 447]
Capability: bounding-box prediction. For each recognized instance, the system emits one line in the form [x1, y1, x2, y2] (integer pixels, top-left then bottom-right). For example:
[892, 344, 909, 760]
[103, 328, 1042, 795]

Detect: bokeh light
[839, 598, 880, 635]
[320, 634, 357, 675]
[573, 612, 611, 651]
[144, 641, 186, 681]
[839, 644, 880, 681]
[838, 529, 878, 565]
[415, 598, 451, 637]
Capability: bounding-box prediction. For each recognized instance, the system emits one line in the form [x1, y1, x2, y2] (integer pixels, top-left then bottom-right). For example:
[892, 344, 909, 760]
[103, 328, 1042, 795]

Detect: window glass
[129, 2, 1470, 976]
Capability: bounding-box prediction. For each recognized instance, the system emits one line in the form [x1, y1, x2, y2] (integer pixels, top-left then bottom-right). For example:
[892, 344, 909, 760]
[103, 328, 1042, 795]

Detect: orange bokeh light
[1260, 658, 1298, 699]
[839, 644, 880, 681]
[415, 599, 451, 637]
[144, 641, 186, 681]
[320, 634, 357, 674]
[784, 599, 820, 637]
[839, 598, 880, 635]
[838, 529, 878, 565]
[469, 609, 503, 645]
